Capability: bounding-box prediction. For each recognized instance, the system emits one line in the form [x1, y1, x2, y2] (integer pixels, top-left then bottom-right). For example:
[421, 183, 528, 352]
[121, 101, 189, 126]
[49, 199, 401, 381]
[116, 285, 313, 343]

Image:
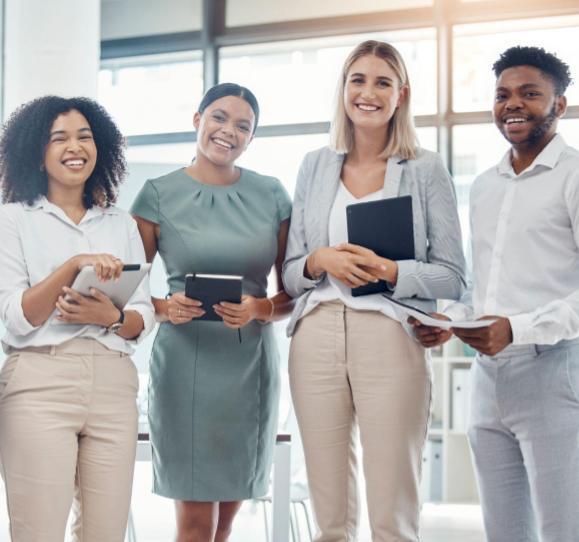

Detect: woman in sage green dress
[131, 83, 293, 542]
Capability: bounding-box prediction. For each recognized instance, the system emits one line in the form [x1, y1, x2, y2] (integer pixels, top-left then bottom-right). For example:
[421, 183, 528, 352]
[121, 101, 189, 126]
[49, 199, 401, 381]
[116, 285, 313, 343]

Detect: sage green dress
[131, 167, 291, 501]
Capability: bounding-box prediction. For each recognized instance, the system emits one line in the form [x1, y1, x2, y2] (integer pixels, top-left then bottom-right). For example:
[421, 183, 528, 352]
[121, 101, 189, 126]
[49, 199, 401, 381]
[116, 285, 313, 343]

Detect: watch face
[108, 322, 123, 333]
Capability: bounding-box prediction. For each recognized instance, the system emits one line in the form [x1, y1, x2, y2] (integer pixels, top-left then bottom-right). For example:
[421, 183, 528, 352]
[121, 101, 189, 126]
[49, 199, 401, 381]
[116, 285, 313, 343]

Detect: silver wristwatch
[106, 309, 125, 334]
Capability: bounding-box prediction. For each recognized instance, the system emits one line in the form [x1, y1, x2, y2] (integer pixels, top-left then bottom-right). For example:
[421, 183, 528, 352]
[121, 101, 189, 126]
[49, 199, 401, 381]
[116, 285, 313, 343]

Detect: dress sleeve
[272, 178, 292, 223]
[130, 180, 160, 224]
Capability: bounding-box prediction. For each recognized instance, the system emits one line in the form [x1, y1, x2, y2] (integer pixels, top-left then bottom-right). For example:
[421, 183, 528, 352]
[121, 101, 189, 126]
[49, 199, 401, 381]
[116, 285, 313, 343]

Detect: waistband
[312, 299, 386, 314]
[482, 337, 579, 360]
[5, 338, 127, 357]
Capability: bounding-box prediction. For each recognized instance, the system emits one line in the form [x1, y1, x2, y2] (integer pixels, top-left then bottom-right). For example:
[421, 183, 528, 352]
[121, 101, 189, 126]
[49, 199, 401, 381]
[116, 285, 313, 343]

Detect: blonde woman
[283, 41, 466, 541]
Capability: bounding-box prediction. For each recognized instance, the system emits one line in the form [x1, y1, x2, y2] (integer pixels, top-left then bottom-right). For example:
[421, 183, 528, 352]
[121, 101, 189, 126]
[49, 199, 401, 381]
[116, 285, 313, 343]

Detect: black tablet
[346, 195, 415, 297]
[184, 273, 243, 321]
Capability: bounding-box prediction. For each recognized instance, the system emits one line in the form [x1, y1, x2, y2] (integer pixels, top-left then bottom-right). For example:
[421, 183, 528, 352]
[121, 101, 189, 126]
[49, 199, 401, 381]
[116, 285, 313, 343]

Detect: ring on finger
[178, 308, 181, 317]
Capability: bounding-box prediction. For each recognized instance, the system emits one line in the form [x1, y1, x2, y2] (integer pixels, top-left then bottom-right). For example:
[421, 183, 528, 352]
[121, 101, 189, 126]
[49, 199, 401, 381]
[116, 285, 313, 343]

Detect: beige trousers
[289, 302, 431, 542]
[0, 338, 139, 542]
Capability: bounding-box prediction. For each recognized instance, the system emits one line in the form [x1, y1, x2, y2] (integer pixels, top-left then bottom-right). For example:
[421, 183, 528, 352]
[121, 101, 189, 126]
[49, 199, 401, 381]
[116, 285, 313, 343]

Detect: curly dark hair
[0, 96, 126, 207]
[493, 46, 572, 95]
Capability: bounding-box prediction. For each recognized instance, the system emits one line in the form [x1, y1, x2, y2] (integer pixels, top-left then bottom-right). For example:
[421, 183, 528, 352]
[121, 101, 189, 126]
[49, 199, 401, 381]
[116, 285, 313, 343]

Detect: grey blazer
[282, 146, 466, 336]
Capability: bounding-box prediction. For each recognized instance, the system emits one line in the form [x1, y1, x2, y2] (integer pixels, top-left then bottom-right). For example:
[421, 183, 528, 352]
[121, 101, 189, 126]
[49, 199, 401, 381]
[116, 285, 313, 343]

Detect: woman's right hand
[71, 253, 124, 282]
[164, 292, 205, 324]
[307, 246, 382, 289]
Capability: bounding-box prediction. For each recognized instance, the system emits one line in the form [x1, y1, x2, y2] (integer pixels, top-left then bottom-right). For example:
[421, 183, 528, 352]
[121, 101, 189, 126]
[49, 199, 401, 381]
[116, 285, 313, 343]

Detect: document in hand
[185, 273, 242, 321]
[347, 195, 415, 297]
[381, 295, 496, 330]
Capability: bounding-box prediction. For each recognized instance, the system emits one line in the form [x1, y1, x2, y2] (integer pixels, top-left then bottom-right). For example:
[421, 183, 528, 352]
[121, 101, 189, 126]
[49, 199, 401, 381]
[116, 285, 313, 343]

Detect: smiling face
[43, 109, 97, 195]
[193, 95, 255, 167]
[493, 65, 566, 149]
[343, 54, 406, 133]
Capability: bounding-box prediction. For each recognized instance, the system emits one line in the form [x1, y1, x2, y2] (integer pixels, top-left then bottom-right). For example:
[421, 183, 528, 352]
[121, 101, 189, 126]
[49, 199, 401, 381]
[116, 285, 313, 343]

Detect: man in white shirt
[413, 46, 579, 542]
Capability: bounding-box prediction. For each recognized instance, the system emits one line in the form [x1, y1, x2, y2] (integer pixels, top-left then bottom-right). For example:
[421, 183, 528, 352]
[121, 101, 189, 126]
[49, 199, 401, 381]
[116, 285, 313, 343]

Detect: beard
[526, 104, 558, 145]
[501, 103, 558, 146]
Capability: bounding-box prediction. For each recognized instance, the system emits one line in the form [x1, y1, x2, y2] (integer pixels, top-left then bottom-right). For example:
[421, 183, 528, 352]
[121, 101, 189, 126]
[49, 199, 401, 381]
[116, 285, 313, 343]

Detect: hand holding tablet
[185, 273, 242, 321]
[73, 253, 126, 282]
[70, 263, 152, 309]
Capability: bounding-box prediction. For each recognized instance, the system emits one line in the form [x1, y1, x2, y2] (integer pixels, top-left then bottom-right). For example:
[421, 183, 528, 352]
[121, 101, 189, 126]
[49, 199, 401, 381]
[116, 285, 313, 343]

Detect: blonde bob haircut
[329, 40, 418, 160]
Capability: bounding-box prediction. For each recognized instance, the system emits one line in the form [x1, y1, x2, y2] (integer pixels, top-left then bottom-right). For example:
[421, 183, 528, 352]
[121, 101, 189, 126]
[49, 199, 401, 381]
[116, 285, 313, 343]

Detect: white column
[3, 0, 100, 118]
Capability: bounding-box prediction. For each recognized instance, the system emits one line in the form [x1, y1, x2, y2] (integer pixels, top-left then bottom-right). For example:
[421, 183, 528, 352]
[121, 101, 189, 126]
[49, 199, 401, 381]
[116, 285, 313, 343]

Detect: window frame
[99, 0, 579, 169]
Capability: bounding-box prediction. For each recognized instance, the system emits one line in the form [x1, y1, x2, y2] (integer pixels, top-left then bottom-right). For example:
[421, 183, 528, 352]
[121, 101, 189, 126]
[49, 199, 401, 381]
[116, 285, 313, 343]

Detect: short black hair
[0, 96, 126, 207]
[198, 82, 260, 133]
[493, 46, 572, 95]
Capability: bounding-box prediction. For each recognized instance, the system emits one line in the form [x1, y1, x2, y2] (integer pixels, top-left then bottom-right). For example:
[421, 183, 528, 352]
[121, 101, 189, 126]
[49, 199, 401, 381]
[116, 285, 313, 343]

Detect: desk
[132, 432, 291, 542]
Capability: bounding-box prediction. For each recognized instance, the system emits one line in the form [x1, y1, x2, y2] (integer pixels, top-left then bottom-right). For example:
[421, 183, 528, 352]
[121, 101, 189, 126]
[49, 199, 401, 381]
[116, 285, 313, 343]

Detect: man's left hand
[452, 316, 513, 356]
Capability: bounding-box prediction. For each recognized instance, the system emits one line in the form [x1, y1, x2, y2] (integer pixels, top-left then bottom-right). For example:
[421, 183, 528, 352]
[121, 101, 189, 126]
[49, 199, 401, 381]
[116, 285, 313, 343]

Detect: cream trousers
[0, 338, 139, 542]
[289, 302, 431, 542]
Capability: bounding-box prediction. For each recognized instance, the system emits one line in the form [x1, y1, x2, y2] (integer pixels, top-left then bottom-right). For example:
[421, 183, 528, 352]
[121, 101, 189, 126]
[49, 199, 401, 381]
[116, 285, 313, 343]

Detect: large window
[226, 0, 434, 27]
[453, 16, 579, 112]
[219, 29, 437, 126]
[99, 52, 203, 135]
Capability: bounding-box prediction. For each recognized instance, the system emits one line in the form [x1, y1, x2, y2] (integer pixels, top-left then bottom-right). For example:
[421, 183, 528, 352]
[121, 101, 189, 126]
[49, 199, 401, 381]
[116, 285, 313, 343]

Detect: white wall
[3, 0, 100, 117]
[226, 0, 431, 27]
[101, 0, 202, 40]
[100, 0, 430, 41]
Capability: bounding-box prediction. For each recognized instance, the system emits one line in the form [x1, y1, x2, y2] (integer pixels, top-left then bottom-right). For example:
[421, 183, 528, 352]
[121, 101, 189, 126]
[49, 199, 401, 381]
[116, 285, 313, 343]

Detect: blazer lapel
[317, 153, 344, 246]
[383, 155, 405, 198]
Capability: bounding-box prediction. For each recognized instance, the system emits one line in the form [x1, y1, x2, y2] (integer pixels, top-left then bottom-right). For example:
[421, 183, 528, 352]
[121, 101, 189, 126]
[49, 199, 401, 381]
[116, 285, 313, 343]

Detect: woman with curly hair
[0, 96, 155, 542]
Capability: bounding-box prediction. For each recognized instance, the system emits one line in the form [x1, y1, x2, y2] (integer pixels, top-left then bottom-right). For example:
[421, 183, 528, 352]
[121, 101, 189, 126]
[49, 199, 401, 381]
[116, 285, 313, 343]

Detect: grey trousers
[468, 339, 579, 542]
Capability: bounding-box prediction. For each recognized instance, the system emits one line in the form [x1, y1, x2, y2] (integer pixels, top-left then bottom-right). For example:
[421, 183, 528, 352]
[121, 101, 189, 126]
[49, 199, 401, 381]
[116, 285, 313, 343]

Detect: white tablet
[70, 263, 152, 309]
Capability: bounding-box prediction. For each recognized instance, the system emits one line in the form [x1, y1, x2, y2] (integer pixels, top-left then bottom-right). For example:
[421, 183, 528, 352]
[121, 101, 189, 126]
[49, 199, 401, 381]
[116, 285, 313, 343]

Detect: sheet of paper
[382, 295, 496, 330]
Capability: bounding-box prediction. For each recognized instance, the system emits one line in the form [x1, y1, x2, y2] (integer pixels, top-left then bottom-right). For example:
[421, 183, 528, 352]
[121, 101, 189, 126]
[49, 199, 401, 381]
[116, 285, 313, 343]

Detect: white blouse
[305, 181, 398, 321]
[0, 197, 155, 354]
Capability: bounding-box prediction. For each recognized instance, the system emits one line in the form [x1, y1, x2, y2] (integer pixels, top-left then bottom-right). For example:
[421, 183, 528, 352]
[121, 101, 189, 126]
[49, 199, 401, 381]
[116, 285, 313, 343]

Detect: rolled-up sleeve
[282, 154, 324, 298]
[123, 217, 156, 343]
[392, 154, 467, 301]
[0, 207, 39, 336]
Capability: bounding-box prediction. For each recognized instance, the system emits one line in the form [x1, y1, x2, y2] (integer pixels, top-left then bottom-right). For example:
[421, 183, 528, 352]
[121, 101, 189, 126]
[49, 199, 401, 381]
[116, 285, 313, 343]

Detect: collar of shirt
[24, 196, 122, 228]
[497, 133, 567, 178]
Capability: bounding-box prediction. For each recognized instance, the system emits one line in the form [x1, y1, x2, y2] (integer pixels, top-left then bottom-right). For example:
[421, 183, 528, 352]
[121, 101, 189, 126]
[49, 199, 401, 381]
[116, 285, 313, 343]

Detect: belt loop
[50, 345, 57, 356]
[534, 344, 540, 356]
